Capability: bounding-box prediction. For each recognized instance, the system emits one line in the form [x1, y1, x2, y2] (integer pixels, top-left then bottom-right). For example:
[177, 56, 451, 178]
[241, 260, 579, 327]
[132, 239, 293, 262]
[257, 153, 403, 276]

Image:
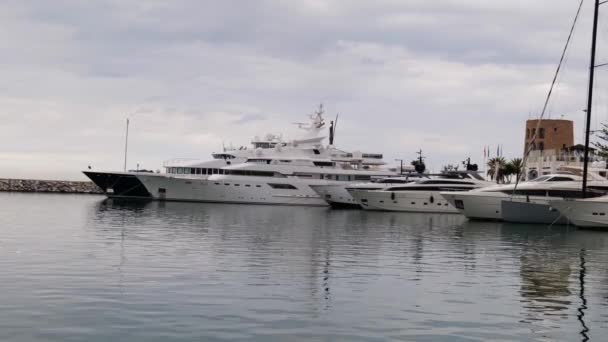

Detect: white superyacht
[135, 108, 397, 206]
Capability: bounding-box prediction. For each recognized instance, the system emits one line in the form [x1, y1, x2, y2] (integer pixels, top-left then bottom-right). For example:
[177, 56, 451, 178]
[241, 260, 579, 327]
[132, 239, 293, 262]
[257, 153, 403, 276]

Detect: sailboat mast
[583, 0, 600, 198]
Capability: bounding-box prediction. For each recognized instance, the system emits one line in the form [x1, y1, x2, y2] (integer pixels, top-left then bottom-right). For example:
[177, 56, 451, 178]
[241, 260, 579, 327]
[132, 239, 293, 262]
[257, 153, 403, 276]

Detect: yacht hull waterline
[549, 198, 608, 228]
[350, 189, 459, 213]
[83, 171, 152, 199]
[500, 200, 569, 225]
[309, 184, 362, 209]
[136, 173, 330, 206]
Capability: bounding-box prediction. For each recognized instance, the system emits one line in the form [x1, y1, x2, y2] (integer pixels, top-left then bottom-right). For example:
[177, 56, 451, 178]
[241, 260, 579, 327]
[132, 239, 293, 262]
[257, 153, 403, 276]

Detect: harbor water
[1, 193, 608, 341]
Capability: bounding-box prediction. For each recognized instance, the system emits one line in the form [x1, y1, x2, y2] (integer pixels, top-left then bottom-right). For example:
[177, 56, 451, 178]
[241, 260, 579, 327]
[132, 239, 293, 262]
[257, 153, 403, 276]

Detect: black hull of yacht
[83, 171, 152, 199]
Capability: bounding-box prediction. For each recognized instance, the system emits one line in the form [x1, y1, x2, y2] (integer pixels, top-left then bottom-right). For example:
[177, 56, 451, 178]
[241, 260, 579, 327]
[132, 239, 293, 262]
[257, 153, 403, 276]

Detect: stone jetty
[0, 179, 103, 194]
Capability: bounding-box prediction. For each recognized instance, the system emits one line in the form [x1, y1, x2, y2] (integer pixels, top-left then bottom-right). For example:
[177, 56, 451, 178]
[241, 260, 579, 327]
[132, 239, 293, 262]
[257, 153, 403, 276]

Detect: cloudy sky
[2, 0, 608, 180]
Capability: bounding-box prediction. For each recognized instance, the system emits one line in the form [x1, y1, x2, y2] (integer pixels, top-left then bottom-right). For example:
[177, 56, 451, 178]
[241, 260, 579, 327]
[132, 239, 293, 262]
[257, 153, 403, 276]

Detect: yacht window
[336, 175, 351, 181]
[362, 153, 383, 159]
[547, 176, 575, 182]
[388, 186, 463, 192]
[248, 159, 272, 164]
[314, 161, 335, 167]
[546, 190, 583, 198]
[296, 174, 313, 178]
[313, 149, 321, 155]
[190, 168, 196, 175]
[378, 179, 409, 184]
[531, 175, 552, 182]
[245, 184, 251, 187]
[268, 183, 298, 190]
[423, 180, 475, 185]
[280, 160, 292, 163]
[226, 170, 276, 177]
[501, 190, 547, 196]
[354, 175, 371, 181]
[177, 168, 184, 174]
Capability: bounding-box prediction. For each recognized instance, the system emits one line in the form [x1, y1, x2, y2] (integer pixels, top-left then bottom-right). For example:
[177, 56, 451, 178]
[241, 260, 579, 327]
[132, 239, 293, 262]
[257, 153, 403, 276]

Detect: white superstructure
[349, 172, 491, 213]
[135, 107, 397, 206]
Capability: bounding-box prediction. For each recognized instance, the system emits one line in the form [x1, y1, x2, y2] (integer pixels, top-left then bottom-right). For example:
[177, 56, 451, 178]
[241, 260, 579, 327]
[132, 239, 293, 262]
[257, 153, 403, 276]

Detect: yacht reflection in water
[87, 199, 605, 341]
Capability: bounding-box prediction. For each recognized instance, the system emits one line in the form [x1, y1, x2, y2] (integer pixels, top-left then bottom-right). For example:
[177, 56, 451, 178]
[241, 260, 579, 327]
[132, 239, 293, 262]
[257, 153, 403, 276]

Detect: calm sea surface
[1, 193, 608, 341]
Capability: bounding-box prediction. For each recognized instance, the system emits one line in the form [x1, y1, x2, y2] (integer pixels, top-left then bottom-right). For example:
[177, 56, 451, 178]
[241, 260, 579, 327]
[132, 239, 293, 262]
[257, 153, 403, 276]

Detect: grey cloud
[0, 0, 601, 179]
[231, 113, 268, 125]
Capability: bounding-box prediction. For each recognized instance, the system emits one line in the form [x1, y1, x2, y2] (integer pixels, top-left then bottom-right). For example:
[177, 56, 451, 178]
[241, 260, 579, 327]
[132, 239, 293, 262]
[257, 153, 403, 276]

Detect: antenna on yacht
[329, 113, 339, 145]
[414, 149, 426, 173]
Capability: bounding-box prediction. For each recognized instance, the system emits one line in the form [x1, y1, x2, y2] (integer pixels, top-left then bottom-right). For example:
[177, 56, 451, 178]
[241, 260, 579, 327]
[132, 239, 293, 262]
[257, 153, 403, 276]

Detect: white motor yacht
[441, 173, 608, 221]
[349, 171, 491, 213]
[549, 196, 608, 228]
[310, 173, 427, 208]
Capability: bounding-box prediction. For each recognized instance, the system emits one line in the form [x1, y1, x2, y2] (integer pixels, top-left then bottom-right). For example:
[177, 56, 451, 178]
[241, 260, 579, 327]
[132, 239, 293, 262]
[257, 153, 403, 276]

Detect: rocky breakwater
[0, 179, 103, 194]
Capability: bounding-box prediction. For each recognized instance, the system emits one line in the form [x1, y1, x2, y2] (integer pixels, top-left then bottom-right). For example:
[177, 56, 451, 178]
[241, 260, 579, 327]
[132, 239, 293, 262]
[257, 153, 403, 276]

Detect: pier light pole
[123, 118, 129, 172]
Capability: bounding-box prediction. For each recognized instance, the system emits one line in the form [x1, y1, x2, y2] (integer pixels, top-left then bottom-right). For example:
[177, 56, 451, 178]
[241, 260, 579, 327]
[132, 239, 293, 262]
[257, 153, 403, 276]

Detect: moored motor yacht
[549, 196, 608, 228]
[310, 172, 427, 208]
[349, 171, 491, 213]
[441, 172, 608, 221]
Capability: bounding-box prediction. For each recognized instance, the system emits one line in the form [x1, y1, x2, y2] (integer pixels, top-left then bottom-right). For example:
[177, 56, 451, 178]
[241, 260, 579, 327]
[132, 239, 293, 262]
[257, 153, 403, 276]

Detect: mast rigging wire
[512, 0, 585, 192]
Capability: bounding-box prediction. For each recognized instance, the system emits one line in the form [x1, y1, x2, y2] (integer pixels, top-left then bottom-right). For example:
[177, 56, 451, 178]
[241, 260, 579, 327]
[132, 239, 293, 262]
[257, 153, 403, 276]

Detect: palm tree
[487, 157, 507, 183]
[504, 158, 524, 183]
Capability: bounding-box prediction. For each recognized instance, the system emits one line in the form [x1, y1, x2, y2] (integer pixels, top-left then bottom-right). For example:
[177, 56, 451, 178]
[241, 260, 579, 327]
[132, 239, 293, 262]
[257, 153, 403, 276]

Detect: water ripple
[1, 193, 608, 341]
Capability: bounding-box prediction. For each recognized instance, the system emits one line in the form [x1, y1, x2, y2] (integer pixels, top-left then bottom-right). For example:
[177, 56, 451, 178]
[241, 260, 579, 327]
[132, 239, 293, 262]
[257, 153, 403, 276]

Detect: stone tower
[524, 119, 574, 153]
